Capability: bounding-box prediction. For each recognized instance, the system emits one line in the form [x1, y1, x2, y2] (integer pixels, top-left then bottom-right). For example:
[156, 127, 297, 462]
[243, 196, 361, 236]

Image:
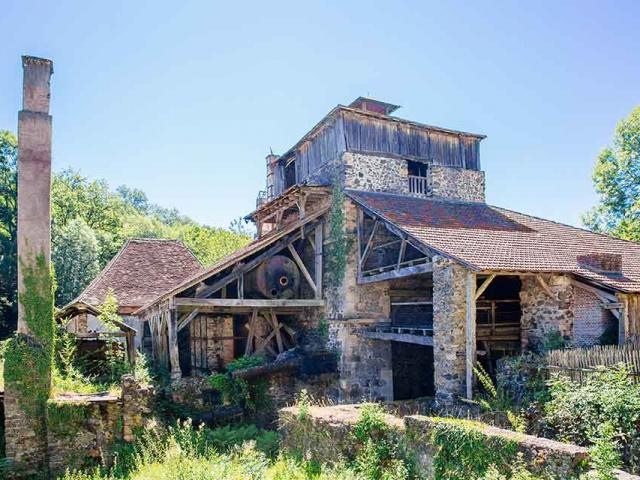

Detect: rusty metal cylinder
[246, 255, 300, 299]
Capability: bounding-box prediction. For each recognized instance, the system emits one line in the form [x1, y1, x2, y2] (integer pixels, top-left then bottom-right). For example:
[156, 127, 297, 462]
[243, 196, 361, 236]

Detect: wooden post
[466, 271, 477, 400]
[618, 293, 628, 345]
[314, 223, 323, 298]
[167, 300, 182, 380]
[126, 330, 136, 366]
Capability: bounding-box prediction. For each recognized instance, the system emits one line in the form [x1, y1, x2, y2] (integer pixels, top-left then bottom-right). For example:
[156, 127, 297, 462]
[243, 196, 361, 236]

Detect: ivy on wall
[325, 170, 352, 289]
[3, 251, 55, 433]
[430, 418, 518, 480]
[46, 399, 91, 437]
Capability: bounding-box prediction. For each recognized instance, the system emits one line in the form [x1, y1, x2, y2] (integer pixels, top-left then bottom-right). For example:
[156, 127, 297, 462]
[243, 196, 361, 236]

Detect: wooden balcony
[408, 175, 430, 196]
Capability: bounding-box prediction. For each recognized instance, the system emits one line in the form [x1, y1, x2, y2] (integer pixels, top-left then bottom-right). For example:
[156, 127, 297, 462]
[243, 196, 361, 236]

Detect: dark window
[284, 160, 296, 189]
[407, 160, 429, 177]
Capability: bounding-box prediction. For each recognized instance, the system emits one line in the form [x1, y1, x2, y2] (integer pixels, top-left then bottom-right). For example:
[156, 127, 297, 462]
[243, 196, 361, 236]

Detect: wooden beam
[195, 226, 309, 299]
[358, 262, 433, 284]
[360, 220, 378, 266]
[396, 239, 407, 270]
[314, 223, 323, 299]
[361, 330, 433, 346]
[466, 271, 477, 400]
[167, 306, 182, 381]
[245, 309, 258, 355]
[287, 243, 317, 295]
[175, 298, 326, 308]
[269, 310, 284, 353]
[475, 273, 496, 300]
[536, 275, 555, 298]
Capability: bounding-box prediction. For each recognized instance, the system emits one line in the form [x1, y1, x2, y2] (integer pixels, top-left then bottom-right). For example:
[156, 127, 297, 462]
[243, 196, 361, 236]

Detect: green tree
[52, 218, 101, 306]
[0, 130, 17, 333]
[583, 106, 640, 240]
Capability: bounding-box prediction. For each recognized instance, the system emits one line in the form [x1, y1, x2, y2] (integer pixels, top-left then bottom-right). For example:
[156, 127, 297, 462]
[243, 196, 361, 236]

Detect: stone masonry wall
[325, 197, 394, 402]
[432, 256, 469, 401]
[279, 404, 611, 479]
[343, 152, 409, 194]
[430, 165, 485, 202]
[520, 274, 574, 352]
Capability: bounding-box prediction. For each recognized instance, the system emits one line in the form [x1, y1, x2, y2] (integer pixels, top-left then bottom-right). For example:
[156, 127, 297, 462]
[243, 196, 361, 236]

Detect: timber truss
[145, 218, 325, 379]
[356, 207, 433, 284]
[247, 185, 331, 237]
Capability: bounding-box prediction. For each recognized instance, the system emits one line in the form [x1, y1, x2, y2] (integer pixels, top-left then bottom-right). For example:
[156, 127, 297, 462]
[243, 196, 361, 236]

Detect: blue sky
[1, 0, 639, 229]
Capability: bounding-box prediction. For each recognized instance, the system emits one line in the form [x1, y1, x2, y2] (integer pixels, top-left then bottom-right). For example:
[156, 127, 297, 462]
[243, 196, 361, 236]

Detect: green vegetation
[59, 421, 369, 480]
[430, 417, 519, 480]
[207, 356, 268, 412]
[583, 105, 640, 241]
[3, 251, 55, 433]
[543, 364, 638, 471]
[0, 131, 252, 330]
[325, 173, 351, 288]
[46, 399, 92, 437]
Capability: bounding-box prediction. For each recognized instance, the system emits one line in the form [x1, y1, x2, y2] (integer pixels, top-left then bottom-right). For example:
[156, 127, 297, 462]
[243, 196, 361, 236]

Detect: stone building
[136, 97, 640, 403]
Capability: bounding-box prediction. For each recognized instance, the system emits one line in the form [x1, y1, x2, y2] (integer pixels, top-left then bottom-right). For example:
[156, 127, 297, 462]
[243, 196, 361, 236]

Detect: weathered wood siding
[343, 112, 480, 170]
[274, 109, 481, 197]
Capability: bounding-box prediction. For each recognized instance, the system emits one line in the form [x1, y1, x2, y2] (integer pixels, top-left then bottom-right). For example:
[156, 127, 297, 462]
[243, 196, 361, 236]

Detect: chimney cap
[22, 55, 54, 74]
[349, 96, 400, 116]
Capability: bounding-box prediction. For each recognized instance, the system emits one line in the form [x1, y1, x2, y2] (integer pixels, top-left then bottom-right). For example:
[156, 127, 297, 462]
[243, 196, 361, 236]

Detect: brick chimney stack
[17, 56, 53, 333]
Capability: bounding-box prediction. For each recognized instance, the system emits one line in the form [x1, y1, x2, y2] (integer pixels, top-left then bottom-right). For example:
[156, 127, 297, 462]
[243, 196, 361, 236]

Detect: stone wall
[46, 375, 154, 476]
[432, 256, 469, 401]
[328, 320, 393, 402]
[324, 197, 394, 402]
[430, 165, 485, 202]
[278, 403, 623, 479]
[343, 152, 409, 194]
[520, 274, 574, 352]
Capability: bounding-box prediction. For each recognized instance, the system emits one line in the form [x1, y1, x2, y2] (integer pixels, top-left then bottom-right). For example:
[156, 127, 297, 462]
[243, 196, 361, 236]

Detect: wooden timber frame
[355, 207, 434, 284]
[144, 215, 326, 380]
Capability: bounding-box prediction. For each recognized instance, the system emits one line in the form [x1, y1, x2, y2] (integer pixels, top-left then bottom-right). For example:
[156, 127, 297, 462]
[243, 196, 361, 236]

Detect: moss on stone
[429, 417, 519, 480]
[46, 399, 91, 437]
[3, 251, 55, 433]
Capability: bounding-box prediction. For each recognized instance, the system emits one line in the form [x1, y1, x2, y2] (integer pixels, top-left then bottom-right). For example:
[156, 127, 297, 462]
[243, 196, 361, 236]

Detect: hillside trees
[584, 106, 640, 240]
[0, 131, 252, 331]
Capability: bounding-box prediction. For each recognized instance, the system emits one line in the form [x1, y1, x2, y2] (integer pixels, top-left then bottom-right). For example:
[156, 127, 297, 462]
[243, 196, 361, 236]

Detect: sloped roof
[74, 238, 203, 308]
[134, 205, 329, 315]
[346, 190, 640, 293]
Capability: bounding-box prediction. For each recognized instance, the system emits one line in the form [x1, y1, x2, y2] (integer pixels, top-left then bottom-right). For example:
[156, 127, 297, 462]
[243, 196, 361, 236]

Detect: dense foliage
[0, 130, 252, 332]
[583, 105, 640, 240]
[543, 364, 640, 470]
[207, 356, 268, 412]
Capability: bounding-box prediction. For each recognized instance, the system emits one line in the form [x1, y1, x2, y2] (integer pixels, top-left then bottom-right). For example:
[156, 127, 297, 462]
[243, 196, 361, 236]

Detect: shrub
[543, 364, 640, 470]
[207, 356, 268, 412]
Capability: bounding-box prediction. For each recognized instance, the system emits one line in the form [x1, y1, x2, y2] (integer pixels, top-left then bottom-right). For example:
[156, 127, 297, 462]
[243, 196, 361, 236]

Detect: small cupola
[349, 96, 400, 116]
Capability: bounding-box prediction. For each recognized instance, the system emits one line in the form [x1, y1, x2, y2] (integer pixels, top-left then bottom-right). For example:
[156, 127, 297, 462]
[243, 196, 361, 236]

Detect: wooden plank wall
[342, 112, 480, 170]
[295, 116, 341, 184]
[188, 314, 235, 374]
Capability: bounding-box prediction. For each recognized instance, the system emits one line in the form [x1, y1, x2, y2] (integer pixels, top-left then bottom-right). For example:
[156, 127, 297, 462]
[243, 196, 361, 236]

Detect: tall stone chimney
[17, 56, 53, 332]
[4, 55, 54, 475]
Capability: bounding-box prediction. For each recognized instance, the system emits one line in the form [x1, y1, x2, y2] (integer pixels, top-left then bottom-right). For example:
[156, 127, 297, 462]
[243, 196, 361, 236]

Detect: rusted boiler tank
[245, 255, 300, 299]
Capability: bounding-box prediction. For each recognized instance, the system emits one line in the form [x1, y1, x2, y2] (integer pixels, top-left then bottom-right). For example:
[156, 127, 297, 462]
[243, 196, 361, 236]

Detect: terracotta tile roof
[75, 239, 203, 308]
[346, 190, 640, 293]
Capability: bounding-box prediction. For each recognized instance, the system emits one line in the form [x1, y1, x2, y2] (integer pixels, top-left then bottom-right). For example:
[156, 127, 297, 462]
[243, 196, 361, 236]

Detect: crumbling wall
[432, 256, 469, 401]
[47, 375, 154, 476]
[279, 404, 600, 480]
[430, 165, 485, 202]
[520, 275, 574, 352]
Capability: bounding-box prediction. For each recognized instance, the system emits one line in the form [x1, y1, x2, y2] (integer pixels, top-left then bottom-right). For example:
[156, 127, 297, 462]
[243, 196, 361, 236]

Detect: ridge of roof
[68, 237, 203, 310]
[279, 104, 486, 161]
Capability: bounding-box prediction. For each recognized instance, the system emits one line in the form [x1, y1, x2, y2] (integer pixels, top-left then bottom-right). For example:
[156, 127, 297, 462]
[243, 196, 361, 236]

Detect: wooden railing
[408, 175, 430, 196]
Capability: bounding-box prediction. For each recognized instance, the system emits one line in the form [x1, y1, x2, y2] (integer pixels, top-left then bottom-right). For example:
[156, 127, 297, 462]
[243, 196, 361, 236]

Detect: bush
[207, 356, 268, 412]
[543, 364, 640, 471]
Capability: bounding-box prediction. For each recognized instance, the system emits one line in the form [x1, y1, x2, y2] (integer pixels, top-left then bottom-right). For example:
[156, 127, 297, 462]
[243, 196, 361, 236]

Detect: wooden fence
[544, 341, 640, 384]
